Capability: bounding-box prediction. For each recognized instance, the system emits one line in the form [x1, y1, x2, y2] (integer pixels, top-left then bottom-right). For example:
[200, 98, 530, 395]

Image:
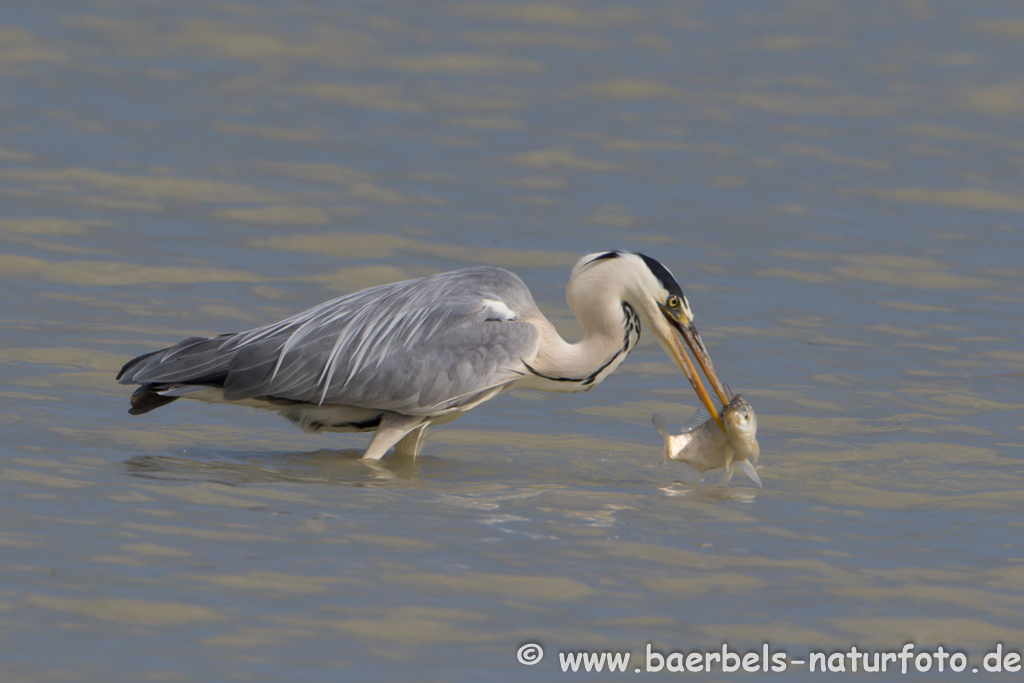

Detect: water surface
[1, 1, 1023, 681]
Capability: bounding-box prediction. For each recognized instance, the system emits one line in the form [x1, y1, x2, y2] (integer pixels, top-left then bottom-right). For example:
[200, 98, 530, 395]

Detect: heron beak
[678, 321, 731, 406]
[661, 309, 730, 433]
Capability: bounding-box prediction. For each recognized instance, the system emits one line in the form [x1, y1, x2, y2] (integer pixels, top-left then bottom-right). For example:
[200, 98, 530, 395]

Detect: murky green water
[2, 1, 1023, 681]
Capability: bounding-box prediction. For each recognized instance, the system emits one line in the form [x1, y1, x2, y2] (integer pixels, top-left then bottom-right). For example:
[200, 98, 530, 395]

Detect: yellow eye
[667, 296, 680, 309]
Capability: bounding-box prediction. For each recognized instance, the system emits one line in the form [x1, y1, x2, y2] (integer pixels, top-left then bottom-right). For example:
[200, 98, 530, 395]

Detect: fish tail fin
[651, 413, 670, 437]
[737, 460, 762, 487]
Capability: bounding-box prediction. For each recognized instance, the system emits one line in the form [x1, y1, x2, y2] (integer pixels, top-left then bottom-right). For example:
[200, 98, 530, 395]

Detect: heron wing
[120, 267, 540, 415]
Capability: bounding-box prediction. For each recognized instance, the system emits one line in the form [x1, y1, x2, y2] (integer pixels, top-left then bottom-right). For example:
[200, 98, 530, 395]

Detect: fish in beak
[652, 393, 761, 487]
[660, 308, 730, 433]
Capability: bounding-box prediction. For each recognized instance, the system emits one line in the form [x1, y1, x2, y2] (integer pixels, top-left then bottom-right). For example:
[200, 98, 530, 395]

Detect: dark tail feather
[119, 335, 241, 415]
[117, 348, 165, 381]
[129, 386, 179, 415]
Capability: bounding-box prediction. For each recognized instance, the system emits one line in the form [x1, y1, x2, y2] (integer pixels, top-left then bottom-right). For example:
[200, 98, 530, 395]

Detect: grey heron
[118, 250, 730, 459]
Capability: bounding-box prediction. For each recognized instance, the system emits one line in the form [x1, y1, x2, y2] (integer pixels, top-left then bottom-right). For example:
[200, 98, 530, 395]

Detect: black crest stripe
[580, 251, 621, 269]
[636, 253, 684, 300]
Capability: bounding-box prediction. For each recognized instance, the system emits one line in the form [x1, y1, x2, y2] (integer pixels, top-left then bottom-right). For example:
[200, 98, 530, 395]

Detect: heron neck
[527, 298, 639, 392]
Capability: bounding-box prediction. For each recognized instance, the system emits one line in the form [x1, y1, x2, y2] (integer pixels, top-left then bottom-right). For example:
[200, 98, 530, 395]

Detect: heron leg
[362, 413, 425, 460]
[394, 424, 429, 458]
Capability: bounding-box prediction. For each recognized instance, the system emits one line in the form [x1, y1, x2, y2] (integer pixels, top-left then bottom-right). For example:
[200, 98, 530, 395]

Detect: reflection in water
[123, 448, 423, 487]
[658, 481, 759, 503]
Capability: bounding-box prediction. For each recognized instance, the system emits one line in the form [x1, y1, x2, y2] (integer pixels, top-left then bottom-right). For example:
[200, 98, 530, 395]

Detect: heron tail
[118, 335, 235, 415]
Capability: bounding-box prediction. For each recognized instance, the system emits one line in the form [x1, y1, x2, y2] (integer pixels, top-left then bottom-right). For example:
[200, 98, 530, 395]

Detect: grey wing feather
[119, 267, 540, 415]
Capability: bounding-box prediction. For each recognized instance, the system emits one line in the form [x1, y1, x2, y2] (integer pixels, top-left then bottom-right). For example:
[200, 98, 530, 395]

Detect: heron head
[573, 251, 730, 431]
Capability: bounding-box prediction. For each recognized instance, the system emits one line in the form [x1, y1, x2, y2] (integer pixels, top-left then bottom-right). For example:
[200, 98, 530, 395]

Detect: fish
[652, 394, 761, 487]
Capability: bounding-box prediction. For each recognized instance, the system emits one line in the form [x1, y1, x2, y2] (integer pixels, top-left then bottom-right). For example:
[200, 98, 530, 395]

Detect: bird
[117, 250, 730, 459]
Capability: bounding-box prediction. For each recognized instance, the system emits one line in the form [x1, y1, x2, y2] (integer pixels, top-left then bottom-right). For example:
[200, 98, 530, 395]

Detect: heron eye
[667, 296, 680, 309]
